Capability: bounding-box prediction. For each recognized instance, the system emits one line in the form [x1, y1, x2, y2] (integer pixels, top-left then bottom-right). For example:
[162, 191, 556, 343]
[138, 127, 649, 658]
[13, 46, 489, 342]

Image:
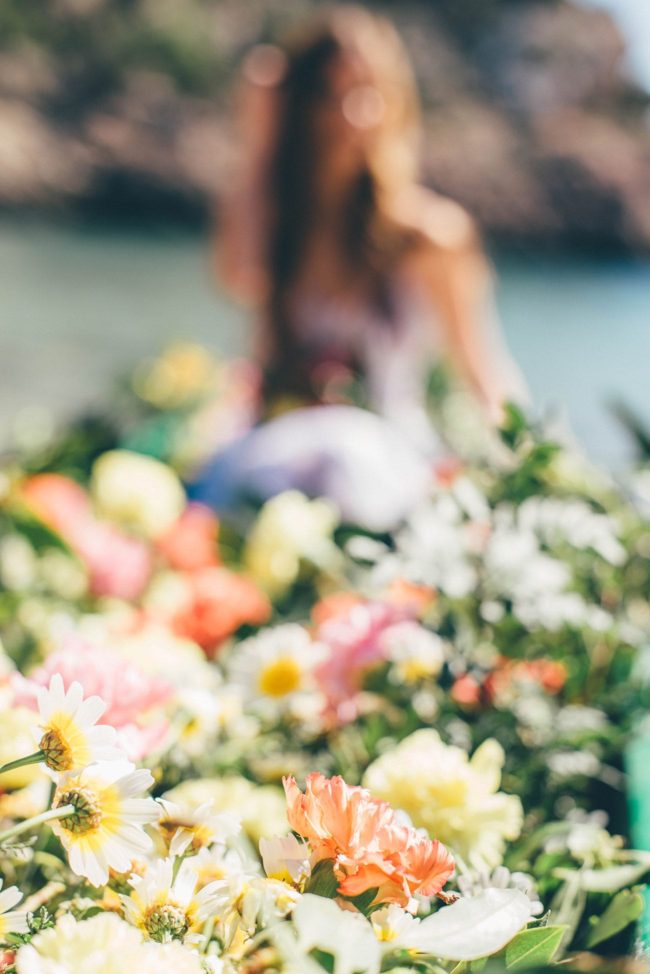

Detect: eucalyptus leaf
[504, 925, 566, 969]
[584, 889, 644, 948]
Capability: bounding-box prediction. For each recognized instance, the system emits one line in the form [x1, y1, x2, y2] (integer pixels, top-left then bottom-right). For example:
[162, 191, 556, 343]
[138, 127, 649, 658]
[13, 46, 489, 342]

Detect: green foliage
[504, 926, 566, 970]
[584, 888, 644, 949]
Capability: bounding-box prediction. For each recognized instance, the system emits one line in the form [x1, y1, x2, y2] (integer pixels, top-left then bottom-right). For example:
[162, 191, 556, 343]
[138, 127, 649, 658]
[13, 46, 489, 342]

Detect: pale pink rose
[20, 471, 152, 600]
[16, 640, 172, 760]
[74, 521, 152, 600]
[315, 601, 411, 718]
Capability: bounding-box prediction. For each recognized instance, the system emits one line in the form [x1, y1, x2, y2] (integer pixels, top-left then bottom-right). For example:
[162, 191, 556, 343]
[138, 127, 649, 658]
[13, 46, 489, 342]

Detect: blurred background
[1, 0, 649, 467]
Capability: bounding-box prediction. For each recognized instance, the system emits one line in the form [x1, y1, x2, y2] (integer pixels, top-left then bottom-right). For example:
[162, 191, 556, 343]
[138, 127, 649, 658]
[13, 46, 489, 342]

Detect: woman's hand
[402, 192, 529, 425]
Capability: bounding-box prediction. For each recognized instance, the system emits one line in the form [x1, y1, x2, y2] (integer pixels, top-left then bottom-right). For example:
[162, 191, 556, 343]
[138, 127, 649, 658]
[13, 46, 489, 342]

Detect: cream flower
[36, 674, 123, 775]
[51, 761, 160, 887]
[0, 702, 43, 790]
[90, 450, 185, 539]
[15, 913, 143, 974]
[363, 730, 523, 869]
[226, 625, 329, 719]
[14, 912, 205, 974]
[0, 879, 28, 940]
[121, 857, 222, 944]
[243, 491, 340, 598]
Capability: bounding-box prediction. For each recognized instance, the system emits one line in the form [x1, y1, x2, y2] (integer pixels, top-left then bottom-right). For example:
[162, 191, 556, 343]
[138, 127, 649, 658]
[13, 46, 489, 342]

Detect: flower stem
[0, 804, 75, 845]
[0, 751, 45, 776]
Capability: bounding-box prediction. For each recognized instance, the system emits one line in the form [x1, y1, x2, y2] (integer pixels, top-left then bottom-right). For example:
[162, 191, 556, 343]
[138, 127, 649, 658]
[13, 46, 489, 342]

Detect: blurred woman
[192, 6, 526, 529]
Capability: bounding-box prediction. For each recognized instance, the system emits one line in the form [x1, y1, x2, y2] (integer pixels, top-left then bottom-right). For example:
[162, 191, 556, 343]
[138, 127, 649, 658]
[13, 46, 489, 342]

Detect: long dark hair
[262, 7, 422, 402]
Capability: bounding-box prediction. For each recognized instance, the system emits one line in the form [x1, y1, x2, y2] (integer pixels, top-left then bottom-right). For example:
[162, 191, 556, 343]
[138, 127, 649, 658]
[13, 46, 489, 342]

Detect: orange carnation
[283, 772, 455, 910]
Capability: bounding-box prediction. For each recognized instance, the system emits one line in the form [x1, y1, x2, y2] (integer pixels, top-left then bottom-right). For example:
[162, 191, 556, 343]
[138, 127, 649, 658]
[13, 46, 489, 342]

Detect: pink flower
[74, 522, 152, 600]
[20, 472, 152, 600]
[16, 641, 172, 760]
[314, 601, 412, 718]
[284, 773, 455, 909]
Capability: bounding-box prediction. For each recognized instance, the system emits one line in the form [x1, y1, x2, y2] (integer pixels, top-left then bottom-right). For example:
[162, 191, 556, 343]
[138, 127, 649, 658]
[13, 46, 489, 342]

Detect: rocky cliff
[0, 0, 648, 251]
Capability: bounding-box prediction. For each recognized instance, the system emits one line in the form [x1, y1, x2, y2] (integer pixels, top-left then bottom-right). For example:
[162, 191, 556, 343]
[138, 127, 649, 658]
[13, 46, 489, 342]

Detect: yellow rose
[363, 729, 523, 869]
[90, 450, 185, 539]
[243, 491, 340, 599]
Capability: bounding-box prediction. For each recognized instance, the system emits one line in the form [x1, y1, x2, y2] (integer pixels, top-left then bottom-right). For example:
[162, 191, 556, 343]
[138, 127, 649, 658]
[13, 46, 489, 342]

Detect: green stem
[0, 804, 75, 845]
[0, 751, 44, 776]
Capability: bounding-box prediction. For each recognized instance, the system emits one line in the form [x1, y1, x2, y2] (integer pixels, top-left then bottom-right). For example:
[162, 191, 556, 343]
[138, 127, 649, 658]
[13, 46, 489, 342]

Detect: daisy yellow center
[399, 659, 435, 683]
[39, 727, 74, 772]
[258, 657, 302, 698]
[55, 785, 103, 834]
[144, 903, 190, 942]
[40, 711, 91, 773]
[375, 926, 399, 943]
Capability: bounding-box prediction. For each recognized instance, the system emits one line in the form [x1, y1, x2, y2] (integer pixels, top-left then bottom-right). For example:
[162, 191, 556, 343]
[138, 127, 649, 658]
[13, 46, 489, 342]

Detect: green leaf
[584, 888, 645, 949]
[505, 925, 566, 970]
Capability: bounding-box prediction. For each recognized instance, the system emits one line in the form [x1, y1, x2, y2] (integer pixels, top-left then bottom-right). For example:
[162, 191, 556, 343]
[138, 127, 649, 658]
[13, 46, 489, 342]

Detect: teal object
[624, 730, 650, 951]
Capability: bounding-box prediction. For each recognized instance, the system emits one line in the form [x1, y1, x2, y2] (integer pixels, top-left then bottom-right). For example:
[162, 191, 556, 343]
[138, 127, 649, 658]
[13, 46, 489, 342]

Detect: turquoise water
[1, 220, 649, 467]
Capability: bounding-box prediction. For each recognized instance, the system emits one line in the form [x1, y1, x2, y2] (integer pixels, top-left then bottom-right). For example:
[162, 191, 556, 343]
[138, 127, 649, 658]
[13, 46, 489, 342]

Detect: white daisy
[0, 879, 29, 941]
[36, 674, 124, 775]
[12, 912, 204, 974]
[210, 873, 300, 947]
[380, 621, 445, 685]
[157, 798, 240, 856]
[259, 834, 311, 886]
[50, 761, 160, 887]
[121, 857, 222, 944]
[225, 625, 329, 719]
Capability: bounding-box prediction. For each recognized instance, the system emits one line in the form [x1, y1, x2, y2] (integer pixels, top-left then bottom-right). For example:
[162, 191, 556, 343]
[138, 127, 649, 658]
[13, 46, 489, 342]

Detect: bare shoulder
[394, 186, 480, 261]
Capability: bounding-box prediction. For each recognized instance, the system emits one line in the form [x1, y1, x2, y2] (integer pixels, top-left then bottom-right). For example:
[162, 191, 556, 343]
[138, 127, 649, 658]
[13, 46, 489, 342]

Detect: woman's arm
[408, 206, 528, 423]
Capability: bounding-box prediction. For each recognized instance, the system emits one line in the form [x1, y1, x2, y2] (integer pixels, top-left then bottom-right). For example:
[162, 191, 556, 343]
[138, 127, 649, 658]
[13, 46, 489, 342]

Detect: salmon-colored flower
[383, 578, 437, 617]
[167, 567, 271, 657]
[484, 657, 567, 705]
[156, 504, 220, 572]
[283, 772, 454, 910]
[311, 592, 364, 629]
[451, 674, 483, 708]
[20, 473, 90, 535]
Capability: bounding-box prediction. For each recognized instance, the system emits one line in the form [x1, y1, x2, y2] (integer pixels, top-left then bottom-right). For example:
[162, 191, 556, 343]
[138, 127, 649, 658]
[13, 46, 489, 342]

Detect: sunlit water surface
[1, 220, 649, 468]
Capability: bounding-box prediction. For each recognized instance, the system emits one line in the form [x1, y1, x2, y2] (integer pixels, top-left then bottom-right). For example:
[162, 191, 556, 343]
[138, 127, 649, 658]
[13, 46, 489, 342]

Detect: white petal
[121, 797, 160, 824]
[64, 680, 84, 714]
[411, 889, 531, 961]
[117, 768, 155, 798]
[75, 694, 107, 727]
[0, 885, 22, 913]
[2, 909, 29, 934]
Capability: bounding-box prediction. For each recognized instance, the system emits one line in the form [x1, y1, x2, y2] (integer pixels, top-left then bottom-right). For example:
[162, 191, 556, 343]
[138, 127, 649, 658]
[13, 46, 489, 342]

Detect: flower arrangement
[0, 346, 649, 972]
